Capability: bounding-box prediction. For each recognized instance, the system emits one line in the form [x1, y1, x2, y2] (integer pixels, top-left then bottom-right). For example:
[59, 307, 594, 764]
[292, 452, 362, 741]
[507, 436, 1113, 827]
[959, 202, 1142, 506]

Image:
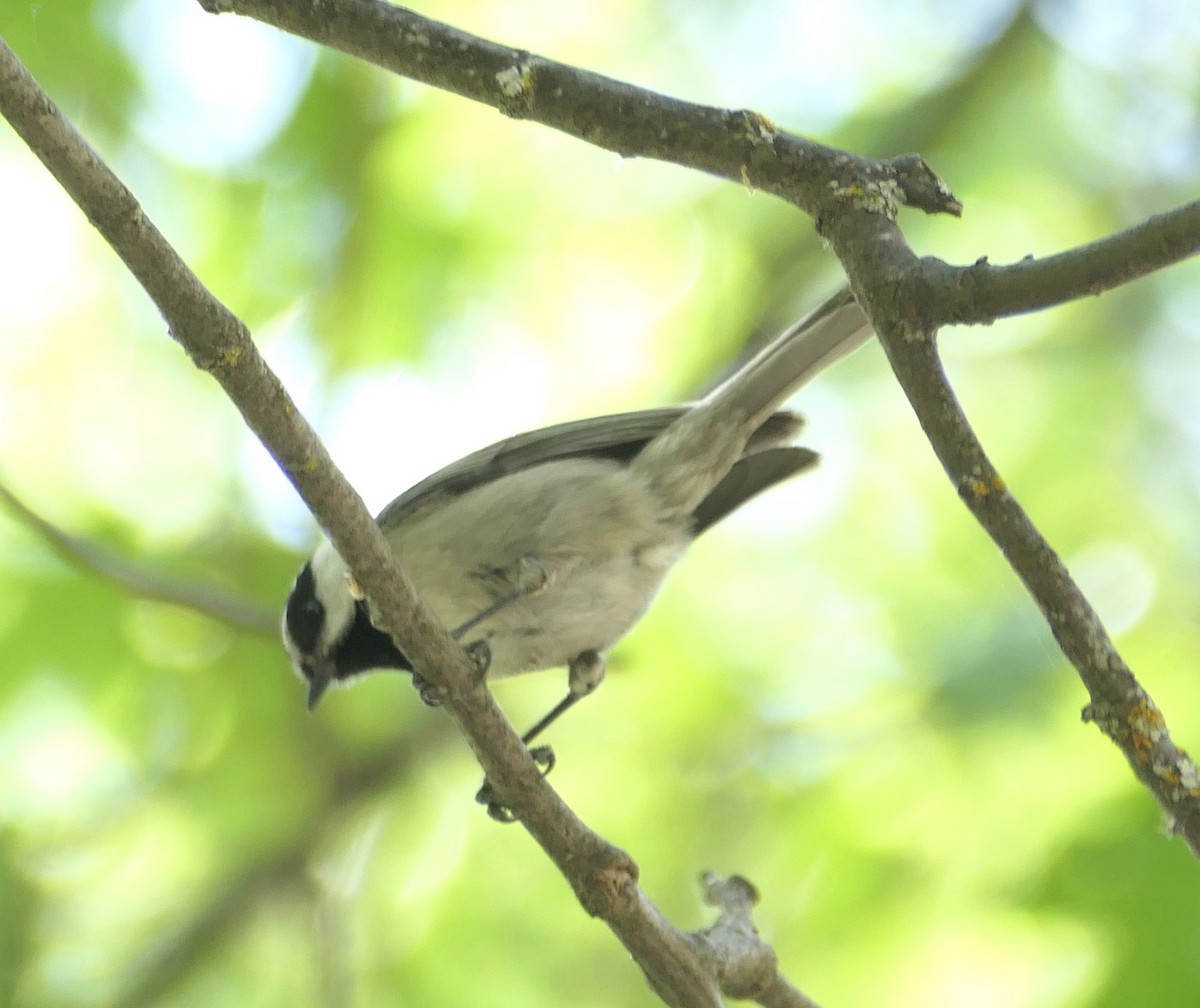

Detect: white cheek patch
[309, 539, 359, 654]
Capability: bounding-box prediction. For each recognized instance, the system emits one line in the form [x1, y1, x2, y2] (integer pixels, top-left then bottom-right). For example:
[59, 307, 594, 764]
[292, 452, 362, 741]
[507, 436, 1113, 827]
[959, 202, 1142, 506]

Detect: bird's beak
[305, 661, 333, 711]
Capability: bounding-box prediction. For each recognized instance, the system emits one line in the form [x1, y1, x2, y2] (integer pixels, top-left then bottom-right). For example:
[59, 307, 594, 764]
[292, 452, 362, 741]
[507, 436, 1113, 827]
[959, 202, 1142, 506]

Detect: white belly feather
[381, 457, 690, 677]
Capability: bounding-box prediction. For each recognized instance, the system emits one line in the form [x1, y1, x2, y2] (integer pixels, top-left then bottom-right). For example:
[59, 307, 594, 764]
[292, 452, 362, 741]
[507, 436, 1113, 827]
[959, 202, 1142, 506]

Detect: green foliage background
[3, 1, 1200, 1006]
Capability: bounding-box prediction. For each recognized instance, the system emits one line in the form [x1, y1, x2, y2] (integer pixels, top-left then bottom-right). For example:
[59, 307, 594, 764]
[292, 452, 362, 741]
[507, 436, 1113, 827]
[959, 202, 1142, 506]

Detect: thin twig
[691, 874, 823, 1008]
[0, 479, 278, 634]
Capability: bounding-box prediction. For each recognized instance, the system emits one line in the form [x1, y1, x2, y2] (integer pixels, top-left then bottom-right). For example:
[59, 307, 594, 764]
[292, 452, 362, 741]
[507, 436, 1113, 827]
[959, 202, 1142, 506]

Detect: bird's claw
[463, 639, 492, 678]
[476, 744, 556, 823]
[410, 672, 441, 707]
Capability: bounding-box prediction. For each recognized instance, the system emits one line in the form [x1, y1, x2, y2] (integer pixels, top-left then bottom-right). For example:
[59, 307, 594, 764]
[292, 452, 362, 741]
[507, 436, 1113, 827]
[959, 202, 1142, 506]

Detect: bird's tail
[629, 286, 873, 519]
[702, 285, 872, 425]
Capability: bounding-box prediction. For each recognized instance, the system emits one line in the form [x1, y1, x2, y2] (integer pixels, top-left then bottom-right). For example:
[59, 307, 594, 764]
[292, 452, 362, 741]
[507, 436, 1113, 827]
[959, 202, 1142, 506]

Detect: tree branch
[0, 34, 819, 1008]
[202, 0, 1200, 325]
[819, 205, 1200, 857]
[196, 0, 962, 222]
[920, 199, 1200, 323]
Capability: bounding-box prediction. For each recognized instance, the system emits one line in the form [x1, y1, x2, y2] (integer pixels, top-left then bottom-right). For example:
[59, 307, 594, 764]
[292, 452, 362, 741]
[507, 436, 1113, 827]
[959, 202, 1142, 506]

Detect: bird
[282, 286, 871, 799]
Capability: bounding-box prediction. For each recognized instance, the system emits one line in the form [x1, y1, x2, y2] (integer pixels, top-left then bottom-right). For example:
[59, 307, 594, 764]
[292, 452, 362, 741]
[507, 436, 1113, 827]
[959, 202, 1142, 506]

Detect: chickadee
[283, 287, 871, 745]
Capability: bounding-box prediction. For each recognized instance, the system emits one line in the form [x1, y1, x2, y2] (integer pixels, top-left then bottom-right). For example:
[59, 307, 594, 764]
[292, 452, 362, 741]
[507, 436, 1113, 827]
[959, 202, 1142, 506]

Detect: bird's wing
[375, 407, 688, 531]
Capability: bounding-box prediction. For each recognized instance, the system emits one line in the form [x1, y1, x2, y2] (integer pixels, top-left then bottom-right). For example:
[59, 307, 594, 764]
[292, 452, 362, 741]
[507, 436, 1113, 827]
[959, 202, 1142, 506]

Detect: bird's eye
[284, 562, 327, 655]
